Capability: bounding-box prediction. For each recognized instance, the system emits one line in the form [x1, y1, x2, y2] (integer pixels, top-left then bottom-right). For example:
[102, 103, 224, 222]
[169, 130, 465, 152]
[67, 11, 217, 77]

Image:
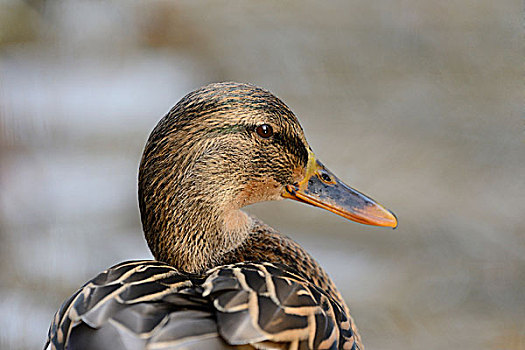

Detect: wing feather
[45, 261, 357, 350]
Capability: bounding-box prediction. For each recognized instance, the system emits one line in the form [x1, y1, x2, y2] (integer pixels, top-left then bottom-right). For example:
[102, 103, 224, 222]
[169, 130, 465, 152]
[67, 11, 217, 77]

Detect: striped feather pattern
[45, 261, 358, 350]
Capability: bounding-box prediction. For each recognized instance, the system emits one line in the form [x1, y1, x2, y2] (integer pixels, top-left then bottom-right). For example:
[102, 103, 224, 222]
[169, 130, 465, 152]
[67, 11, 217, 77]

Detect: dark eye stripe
[272, 132, 308, 167]
[210, 125, 243, 135]
[211, 123, 308, 168]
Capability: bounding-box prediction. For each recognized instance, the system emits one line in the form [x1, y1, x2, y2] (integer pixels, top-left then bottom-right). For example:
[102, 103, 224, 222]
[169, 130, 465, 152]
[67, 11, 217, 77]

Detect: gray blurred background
[1, 1, 523, 349]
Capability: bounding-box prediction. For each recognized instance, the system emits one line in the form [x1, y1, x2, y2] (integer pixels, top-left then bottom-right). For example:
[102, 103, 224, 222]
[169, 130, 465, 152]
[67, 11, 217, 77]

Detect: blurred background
[0, 1, 523, 349]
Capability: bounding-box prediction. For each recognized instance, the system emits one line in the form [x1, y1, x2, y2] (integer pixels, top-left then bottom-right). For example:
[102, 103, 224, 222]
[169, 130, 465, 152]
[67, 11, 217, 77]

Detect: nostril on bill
[318, 170, 333, 184]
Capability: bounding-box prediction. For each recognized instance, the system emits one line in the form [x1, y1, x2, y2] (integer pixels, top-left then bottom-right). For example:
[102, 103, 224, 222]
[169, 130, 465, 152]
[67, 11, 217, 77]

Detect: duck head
[139, 82, 397, 273]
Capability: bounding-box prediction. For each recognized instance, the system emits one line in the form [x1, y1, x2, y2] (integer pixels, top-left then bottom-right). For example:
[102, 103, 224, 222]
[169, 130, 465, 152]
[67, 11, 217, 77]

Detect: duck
[44, 82, 397, 350]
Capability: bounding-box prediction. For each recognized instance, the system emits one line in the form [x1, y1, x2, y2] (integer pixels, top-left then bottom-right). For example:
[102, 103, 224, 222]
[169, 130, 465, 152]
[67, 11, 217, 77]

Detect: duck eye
[255, 124, 273, 138]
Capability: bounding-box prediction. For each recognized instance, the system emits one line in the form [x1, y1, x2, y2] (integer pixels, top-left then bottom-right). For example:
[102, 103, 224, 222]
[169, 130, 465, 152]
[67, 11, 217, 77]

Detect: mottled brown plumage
[46, 82, 397, 350]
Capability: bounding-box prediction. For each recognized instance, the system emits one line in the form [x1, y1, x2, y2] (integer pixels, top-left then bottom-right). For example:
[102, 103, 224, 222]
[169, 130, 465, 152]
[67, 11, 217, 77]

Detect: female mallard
[45, 82, 397, 350]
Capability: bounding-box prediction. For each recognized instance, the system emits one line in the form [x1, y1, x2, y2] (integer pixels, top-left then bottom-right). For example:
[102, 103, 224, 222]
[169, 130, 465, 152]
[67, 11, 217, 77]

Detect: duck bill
[282, 152, 398, 228]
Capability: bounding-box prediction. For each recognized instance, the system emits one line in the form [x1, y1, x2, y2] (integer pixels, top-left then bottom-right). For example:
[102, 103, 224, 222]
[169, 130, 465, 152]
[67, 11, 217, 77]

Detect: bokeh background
[1, 1, 523, 349]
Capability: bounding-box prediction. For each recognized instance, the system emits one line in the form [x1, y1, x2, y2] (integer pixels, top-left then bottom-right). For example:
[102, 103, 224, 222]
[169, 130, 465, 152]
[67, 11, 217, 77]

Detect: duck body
[46, 222, 358, 349]
[47, 260, 354, 350]
[45, 82, 397, 350]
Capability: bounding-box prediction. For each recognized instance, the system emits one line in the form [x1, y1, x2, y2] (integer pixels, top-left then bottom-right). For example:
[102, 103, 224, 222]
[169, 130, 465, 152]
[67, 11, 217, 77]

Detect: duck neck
[139, 164, 253, 273]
